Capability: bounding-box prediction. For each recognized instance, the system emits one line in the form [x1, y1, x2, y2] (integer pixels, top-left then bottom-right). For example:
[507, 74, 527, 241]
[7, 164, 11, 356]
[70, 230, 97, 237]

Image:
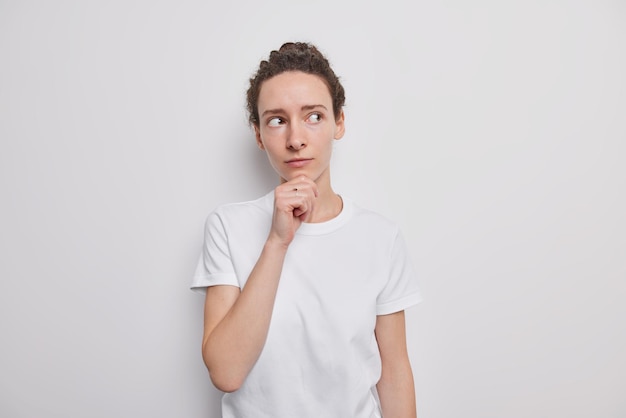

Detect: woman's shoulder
[207, 191, 273, 222]
[347, 198, 401, 234]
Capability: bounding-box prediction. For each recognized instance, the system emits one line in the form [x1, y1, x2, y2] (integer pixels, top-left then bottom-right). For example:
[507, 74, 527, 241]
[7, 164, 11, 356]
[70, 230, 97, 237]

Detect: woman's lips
[286, 158, 312, 168]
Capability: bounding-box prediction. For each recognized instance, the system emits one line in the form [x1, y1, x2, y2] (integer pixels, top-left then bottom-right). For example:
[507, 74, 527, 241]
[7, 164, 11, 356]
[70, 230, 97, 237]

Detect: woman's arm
[375, 310, 417, 418]
[202, 239, 287, 392]
[201, 177, 318, 393]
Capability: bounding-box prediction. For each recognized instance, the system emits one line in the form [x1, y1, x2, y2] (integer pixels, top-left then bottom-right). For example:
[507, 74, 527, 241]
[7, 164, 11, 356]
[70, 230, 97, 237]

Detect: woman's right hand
[269, 175, 318, 247]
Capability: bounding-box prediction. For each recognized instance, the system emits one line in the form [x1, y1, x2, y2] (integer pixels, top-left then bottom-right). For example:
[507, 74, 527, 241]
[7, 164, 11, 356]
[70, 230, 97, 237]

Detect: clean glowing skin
[254, 71, 345, 194]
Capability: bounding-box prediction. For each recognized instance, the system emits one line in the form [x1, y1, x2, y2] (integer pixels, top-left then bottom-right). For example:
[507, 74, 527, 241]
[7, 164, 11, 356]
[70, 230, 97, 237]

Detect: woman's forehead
[258, 71, 332, 110]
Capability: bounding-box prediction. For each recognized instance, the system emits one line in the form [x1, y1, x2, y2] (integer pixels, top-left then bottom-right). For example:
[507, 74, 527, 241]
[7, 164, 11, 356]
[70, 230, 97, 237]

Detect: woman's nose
[286, 123, 307, 150]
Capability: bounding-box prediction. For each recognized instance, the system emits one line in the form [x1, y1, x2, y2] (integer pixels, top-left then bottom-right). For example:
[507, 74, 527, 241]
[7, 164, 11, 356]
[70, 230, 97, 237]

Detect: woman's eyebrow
[261, 108, 285, 117]
[301, 104, 328, 112]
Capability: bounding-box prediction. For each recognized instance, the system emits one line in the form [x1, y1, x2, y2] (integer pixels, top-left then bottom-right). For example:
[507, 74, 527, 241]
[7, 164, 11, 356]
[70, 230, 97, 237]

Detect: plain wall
[1, 1, 624, 417]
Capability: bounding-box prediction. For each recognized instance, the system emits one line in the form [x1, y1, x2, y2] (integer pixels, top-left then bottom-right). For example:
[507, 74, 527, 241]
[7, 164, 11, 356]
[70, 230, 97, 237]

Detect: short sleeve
[190, 211, 240, 294]
[376, 229, 423, 315]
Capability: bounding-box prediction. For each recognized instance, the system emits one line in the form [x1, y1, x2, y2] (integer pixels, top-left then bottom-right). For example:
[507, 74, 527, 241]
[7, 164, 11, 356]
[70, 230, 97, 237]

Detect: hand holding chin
[269, 176, 318, 246]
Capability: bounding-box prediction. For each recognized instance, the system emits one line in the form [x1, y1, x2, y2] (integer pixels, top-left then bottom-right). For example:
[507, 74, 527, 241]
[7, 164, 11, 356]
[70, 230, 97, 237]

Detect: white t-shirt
[192, 191, 422, 418]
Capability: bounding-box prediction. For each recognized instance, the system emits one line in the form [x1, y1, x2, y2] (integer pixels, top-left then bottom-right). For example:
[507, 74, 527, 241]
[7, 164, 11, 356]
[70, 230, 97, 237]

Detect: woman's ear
[254, 125, 265, 149]
[334, 110, 346, 140]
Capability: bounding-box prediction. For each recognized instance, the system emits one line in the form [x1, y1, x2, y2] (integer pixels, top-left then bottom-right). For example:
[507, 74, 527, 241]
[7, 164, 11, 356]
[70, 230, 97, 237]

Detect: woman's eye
[308, 113, 322, 123]
[267, 117, 284, 127]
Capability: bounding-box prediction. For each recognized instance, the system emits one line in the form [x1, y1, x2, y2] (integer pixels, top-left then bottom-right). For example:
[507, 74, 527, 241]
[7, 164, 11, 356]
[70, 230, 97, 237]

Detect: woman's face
[254, 71, 345, 185]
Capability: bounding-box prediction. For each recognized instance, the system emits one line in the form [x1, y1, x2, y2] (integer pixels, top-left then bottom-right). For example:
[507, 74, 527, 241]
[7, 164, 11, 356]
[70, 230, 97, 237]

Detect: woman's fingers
[281, 176, 317, 220]
[270, 176, 317, 244]
[280, 176, 318, 199]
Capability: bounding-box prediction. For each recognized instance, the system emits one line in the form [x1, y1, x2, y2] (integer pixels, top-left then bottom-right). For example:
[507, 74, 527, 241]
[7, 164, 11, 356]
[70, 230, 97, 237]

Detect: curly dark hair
[246, 42, 346, 127]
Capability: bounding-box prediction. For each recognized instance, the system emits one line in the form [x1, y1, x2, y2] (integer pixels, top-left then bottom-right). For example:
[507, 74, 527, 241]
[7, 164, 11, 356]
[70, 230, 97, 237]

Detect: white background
[1, 1, 624, 417]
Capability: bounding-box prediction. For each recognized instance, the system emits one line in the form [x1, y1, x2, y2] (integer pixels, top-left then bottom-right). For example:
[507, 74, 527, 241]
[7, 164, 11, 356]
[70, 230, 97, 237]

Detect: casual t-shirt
[192, 191, 422, 418]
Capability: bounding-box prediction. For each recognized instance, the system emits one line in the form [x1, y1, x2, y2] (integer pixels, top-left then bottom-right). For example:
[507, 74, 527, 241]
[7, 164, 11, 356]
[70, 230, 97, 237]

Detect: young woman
[192, 42, 422, 418]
